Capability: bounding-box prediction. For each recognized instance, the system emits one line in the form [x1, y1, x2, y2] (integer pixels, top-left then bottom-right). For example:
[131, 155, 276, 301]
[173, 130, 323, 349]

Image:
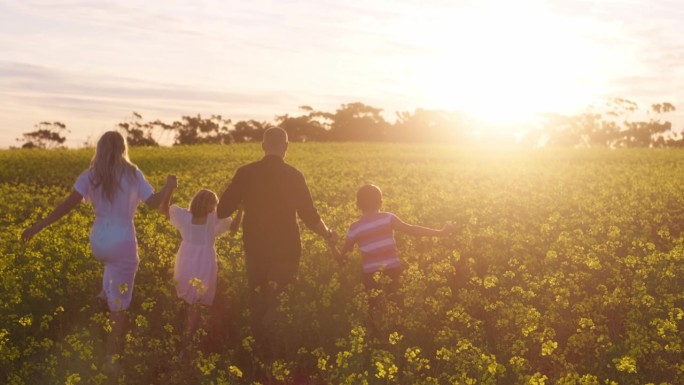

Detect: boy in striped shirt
[332, 184, 452, 292]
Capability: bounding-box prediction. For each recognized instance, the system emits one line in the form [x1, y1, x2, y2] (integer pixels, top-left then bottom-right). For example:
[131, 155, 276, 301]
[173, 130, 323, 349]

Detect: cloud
[0, 61, 305, 146]
[0, 61, 286, 106]
[3, 0, 684, 146]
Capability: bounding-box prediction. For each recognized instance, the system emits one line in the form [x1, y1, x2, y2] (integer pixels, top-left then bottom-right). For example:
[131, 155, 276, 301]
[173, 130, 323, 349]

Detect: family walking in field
[21, 128, 452, 377]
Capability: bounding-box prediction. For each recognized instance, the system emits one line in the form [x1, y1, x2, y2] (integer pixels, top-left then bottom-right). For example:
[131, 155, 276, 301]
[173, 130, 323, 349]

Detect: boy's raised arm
[392, 216, 453, 237]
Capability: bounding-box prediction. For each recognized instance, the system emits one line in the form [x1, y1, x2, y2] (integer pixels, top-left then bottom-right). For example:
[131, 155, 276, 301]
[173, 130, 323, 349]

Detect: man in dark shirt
[217, 127, 335, 351]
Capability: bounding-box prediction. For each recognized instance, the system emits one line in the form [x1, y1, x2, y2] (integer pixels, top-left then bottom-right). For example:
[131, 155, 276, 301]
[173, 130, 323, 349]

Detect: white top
[74, 168, 154, 246]
[169, 205, 232, 305]
[169, 205, 233, 246]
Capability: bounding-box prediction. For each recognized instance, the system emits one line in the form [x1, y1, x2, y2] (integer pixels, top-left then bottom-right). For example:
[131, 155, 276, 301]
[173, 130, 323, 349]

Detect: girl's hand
[166, 175, 178, 189]
[21, 225, 40, 242]
[230, 208, 243, 233]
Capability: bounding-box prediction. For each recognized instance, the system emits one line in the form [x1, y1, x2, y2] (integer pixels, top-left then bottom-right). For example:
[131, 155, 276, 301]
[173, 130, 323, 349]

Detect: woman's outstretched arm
[22, 190, 83, 242]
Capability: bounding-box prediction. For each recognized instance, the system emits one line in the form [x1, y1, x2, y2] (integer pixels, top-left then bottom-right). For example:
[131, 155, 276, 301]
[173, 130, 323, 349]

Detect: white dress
[169, 205, 232, 305]
[74, 168, 154, 311]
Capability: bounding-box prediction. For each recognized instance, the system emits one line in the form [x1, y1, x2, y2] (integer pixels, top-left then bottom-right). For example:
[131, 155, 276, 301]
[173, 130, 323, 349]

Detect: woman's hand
[21, 225, 41, 242]
[21, 190, 83, 242]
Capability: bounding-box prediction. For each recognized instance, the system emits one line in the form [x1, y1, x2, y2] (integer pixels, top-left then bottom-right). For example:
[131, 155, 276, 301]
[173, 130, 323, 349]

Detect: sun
[395, 0, 610, 130]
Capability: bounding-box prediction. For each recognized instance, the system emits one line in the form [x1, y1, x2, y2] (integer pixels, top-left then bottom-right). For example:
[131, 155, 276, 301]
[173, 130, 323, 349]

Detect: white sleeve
[169, 205, 185, 229]
[73, 169, 91, 203]
[136, 169, 154, 203]
[214, 214, 233, 237]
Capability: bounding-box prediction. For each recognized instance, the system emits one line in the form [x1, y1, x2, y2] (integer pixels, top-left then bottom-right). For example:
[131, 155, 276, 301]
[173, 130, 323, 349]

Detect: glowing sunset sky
[1, 0, 683, 147]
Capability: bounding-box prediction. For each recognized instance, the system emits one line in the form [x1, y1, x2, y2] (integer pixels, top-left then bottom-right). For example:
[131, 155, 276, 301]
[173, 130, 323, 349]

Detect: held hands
[165, 175, 178, 189]
[229, 208, 243, 234]
[329, 244, 348, 265]
[325, 229, 339, 246]
[325, 229, 347, 264]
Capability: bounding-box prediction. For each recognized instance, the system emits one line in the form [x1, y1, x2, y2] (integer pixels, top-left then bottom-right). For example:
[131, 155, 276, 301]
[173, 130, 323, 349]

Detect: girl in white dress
[160, 188, 239, 350]
[22, 131, 176, 375]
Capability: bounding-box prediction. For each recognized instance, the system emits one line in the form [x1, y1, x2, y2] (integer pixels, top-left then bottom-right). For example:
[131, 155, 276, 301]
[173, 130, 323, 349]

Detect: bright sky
[1, 0, 683, 147]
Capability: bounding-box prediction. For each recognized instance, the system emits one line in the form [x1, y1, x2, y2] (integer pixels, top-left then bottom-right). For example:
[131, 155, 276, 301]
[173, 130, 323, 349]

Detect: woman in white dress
[22, 131, 176, 375]
[160, 188, 239, 352]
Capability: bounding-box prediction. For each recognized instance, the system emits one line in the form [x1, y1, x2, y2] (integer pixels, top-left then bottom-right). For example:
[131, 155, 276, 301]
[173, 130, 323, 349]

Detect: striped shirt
[346, 212, 401, 273]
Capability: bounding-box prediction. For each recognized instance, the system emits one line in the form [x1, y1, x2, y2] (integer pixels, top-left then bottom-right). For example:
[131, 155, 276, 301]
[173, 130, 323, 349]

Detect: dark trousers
[362, 267, 402, 336]
[245, 254, 299, 357]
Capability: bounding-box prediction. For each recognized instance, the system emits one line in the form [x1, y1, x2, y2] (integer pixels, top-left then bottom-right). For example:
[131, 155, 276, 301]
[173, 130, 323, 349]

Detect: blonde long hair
[90, 131, 137, 201]
[190, 189, 218, 218]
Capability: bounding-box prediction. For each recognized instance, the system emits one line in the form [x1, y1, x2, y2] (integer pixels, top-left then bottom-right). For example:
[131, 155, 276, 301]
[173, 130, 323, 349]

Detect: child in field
[330, 184, 452, 331]
[332, 184, 452, 288]
[160, 187, 241, 354]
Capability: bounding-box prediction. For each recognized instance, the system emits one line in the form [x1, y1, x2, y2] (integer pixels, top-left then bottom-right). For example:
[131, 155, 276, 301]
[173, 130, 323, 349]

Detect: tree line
[14, 99, 683, 148]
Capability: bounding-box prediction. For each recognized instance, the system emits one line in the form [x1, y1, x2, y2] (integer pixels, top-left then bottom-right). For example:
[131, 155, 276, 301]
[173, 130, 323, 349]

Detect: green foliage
[2, 144, 684, 384]
[15, 121, 69, 149]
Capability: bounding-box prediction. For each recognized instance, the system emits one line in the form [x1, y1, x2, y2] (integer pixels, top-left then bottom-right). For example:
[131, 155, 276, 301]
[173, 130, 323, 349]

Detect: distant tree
[582, 113, 622, 148]
[327, 102, 389, 141]
[166, 114, 233, 145]
[231, 120, 270, 142]
[393, 109, 469, 143]
[16, 121, 69, 149]
[275, 105, 331, 142]
[117, 112, 162, 146]
[617, 102, 676, 148]
[543, 112, 621, 148]
[664, 131, 684, 148]
[542, 99, 677, 148]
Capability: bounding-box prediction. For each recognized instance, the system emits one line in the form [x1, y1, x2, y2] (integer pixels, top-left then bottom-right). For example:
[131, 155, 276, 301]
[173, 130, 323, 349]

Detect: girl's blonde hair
[190, 189, 218, 218]
[91, 131, 137, 202]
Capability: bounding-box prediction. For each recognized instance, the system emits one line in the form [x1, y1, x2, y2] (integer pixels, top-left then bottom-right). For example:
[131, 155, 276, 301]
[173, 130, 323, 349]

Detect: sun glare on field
[395, 0, 613, 133]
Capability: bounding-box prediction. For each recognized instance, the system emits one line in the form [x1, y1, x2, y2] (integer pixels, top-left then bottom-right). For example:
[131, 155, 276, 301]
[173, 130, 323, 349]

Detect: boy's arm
[217, 169, 243, 219]
[392, 215, 453, 237]
[331, 238, 354, 264]
[158, 175, 177, 218]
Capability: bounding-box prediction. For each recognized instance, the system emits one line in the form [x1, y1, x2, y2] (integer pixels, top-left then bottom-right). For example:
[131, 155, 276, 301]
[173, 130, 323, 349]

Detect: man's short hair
[356, 184, 383, 212]
[263, 127, 288, 145]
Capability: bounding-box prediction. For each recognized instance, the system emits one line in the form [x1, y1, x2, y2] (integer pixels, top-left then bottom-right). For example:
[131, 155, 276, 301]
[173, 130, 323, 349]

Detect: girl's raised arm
[22, 190, 83, 242]
[158, 175, 178, 218]
[146, 175, 177, 212]
[229, 207, 243, 233]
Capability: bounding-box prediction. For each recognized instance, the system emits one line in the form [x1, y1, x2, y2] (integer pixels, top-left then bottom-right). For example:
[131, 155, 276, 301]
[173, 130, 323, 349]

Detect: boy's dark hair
[356, 184, 382, 212]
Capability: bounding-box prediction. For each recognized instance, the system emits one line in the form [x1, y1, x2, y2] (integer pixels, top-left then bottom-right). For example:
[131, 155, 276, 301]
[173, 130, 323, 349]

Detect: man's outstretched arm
[217, 170, 243, 219]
